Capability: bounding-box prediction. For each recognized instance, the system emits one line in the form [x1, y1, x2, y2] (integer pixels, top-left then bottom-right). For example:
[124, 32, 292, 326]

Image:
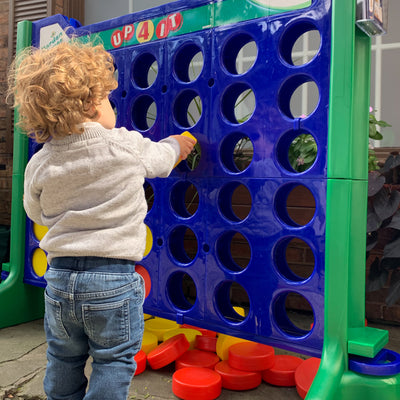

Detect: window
[371, 1, 400, 147]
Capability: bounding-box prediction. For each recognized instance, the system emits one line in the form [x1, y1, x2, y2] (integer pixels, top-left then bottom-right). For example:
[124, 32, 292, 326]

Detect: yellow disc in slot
[33, 223, 48, 241]
[32, 248, 48, 277]
[144, 225, 153, 257]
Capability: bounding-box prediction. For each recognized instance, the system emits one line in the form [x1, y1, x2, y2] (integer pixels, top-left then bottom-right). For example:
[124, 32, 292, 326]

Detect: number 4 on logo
[136, 20, 155, 43]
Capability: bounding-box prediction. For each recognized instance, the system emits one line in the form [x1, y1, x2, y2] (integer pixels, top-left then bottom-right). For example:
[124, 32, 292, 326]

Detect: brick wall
[366, 231, 400, 324]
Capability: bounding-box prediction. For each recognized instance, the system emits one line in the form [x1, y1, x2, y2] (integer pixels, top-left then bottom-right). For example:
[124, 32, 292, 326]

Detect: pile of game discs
[134, 315, 320, 400]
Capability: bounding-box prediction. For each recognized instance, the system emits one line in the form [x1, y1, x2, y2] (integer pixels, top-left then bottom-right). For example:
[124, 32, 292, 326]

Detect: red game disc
[195, 335, 218, 353]
[295, 357, 321, 399]
[214, 360, 262, 391]
[180, 324, 217, 337]
[135, 265, 151, 298]
[172, 367, 222, 400]
[228, 342, 275, 371]
[176, 349, 220, 370]
[262, 355, 303, 386]
[147, 333, 190, 370]
[134, 350, 147, 376]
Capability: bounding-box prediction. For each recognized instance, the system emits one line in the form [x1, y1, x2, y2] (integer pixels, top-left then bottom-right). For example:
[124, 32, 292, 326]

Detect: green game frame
[0, 21, 45, 329]
[307, 0, 400, 398]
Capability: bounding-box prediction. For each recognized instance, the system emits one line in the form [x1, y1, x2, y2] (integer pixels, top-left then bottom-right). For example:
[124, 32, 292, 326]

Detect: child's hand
[171, 135, 196, 160]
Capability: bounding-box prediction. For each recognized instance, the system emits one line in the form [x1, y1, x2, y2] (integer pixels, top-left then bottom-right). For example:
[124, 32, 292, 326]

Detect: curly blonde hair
[7, 41, 118, 142]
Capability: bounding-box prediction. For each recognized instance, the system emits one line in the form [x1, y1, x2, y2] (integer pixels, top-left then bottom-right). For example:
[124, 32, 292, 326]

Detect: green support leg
[0, 21, 44, 329]
[307, 0, 400, 398]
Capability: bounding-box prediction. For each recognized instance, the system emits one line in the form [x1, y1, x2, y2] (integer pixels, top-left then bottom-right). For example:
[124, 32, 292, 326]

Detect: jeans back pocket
[44, 290, 70, 340]
[82, 298, 130, 348]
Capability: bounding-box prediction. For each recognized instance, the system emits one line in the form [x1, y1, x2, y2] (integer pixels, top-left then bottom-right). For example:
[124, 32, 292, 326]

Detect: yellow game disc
[32, 248, 48, 277]
[33, 223, 48, 241]
[216, 334, 249, 361]
[141, 331, 159, 354]
[144, 317, 180, 341]
[233, 306, 246, 317]
[162, 328, 202, 350]
[144, 225, 153, 257]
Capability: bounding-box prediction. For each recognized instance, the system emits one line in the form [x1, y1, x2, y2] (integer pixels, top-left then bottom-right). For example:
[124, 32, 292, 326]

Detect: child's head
[7, 40, 118, 142]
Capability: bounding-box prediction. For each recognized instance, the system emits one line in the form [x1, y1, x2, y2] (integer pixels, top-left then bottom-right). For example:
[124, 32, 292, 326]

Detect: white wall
[371, 0, 400, 146]
[84, 0, 129, 24]
[84, 0, 172, 24]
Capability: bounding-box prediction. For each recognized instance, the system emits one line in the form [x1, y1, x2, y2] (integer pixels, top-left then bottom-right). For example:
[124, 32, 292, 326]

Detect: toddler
[8, 40, 195, 400]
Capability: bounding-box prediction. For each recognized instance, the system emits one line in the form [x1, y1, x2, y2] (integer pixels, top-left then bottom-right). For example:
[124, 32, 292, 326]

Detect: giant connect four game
[2, 1, 400, 399]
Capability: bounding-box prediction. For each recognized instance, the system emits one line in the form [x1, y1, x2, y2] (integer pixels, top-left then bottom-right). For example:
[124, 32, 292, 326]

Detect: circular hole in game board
[278, 75, 319, 119]
[272, 291, 314, 337]
[168, 226, 198, 265]
[273, 237, 315, 282]
[222, 33, 257, 75]
[218, 182, 252, 222]
[220, 133, 254, 173]
[147, 60, 158, 87]
[215, 281, 249, 323]
[216, 231, 251, 272]
[132, 52, 158, 88]
[170, 181, 199, 218]
[280, 21, 321, 66]
[174, 43, 204, 83]
[274, 183, 316, 227]
[221, 84, 255, 125]
[132, 95, 157, 131]
[144, 181, 154, 212]
[167, 271, 197, 311]
[276, 129, 317, 173]
[173, 90, 202, 128]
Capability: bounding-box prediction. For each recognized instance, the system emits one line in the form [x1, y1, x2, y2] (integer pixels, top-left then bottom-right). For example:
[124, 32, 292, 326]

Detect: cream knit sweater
[23, 122, 180, 263]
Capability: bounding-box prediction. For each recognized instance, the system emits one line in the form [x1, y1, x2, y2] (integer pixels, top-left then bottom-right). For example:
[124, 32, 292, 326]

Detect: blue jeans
[43, 257, 145, 400]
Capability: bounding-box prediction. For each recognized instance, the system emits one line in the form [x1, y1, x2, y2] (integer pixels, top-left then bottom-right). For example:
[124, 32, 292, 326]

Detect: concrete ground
[0, 317, 399, 400]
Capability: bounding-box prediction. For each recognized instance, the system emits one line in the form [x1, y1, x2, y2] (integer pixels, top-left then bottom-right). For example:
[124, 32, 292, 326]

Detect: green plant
[369, 110, 391, 140]
[368, 109, 392, 171]
[288, 110, 390, 172]
[186, 142, 201, 171]
[366, 152, 400, 306]
[288, 133, 318, 172]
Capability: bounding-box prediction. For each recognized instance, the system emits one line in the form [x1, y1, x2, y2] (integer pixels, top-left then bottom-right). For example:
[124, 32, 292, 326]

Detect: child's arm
[23, 169, 44, 226]
[136, 132, 196, 179]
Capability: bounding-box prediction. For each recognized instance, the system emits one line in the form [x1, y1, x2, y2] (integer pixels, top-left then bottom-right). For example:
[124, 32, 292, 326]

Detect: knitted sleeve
[117, 128, 180, 179]
[23, 156, 44, 225]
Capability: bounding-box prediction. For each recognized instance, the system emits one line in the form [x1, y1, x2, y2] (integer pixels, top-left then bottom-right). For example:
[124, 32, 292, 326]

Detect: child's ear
[86, 102, 99, 121]
[93, 105, 101, 121]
